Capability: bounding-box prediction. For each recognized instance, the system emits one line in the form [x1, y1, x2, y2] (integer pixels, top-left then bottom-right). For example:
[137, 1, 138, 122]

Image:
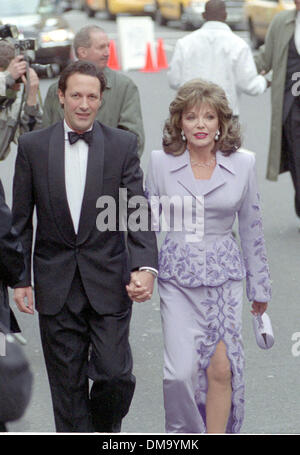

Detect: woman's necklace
[190, 156, 216, 168]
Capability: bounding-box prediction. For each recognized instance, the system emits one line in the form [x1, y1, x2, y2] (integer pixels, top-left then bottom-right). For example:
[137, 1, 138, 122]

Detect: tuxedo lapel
[48, 122, 76, 245]
[76, 122, 104, 245]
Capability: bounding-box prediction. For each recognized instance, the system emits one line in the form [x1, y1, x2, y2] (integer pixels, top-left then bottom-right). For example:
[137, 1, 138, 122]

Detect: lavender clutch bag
[252, 313, 274, 349]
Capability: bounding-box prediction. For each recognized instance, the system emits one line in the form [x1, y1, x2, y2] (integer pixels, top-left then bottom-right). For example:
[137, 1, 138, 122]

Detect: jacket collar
[170, 149, 235, 173]
[99, 67, 113, 111]
[103, 67, 113, 89]
[170, 149, 235, 197]
[216, 150, 236, 174]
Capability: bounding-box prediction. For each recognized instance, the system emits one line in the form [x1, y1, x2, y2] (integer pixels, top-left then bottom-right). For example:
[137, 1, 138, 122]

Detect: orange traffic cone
[107, 40, 120, 70]
[156, 38, 168, 70]
[140, 43, 159, 73]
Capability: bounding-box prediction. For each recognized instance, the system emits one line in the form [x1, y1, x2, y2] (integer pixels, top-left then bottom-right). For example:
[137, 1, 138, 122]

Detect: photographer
[0, 39, 42, 160]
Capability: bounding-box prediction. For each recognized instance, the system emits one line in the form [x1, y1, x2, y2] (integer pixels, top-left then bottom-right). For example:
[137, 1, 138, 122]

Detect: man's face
[58, 73, 102, 133]
[77, 31, 110, 70]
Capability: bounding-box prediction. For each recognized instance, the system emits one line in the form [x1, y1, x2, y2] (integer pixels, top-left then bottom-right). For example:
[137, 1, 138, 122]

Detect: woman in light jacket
[145, 79, 271, 434]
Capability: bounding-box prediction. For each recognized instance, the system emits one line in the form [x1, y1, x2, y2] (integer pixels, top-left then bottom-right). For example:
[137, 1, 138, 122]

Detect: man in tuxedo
[12, 61, 158, 433]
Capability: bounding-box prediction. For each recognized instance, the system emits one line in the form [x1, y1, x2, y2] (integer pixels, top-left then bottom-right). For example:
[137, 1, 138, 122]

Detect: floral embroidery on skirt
[195, 281, 245, 433]
[159, 279, 245, 433]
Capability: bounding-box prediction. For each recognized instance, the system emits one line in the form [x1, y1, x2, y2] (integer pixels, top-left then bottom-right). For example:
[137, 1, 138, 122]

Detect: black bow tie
[68, 130, 93, 146]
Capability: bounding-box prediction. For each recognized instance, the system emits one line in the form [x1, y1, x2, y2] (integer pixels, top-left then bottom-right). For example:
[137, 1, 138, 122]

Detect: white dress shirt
[295, 12, 300, 54]
[64, 121, 90, 234]
[167, 21, 267, 116]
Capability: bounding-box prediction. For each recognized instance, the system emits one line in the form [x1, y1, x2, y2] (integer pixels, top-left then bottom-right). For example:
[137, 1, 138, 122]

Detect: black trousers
[282, 101, 300, 217]
[39, 269, 135, 433]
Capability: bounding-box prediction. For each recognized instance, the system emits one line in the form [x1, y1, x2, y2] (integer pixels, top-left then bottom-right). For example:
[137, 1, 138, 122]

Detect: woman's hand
[251, 301, 268, 315]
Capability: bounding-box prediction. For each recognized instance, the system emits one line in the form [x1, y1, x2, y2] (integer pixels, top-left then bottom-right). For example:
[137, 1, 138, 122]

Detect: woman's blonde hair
[163, 78, 241, 155]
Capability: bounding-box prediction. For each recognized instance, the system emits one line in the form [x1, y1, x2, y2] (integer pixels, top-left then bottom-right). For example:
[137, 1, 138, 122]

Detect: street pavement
[1, 9, 300, 435]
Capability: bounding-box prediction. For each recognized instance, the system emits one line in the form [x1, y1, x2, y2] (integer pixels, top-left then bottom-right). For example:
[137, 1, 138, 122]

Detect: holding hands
[126, 270, 155, 303]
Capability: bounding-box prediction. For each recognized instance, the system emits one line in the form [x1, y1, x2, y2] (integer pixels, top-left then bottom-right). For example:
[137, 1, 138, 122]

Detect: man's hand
[260, 70, 271, 88]
[14, 286, 34, 315]
[6, 55, 27, 81]
[22, 67, 39, 106]
[126, 271, 155, 303]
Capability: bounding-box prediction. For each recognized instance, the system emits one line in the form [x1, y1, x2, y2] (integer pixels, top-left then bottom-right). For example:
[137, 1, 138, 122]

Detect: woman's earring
[181, 130, 186, 141]
[215, 129, 220, 141]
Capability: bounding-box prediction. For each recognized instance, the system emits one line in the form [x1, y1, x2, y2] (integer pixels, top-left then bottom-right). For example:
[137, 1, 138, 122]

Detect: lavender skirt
[158, 279, 245, 433]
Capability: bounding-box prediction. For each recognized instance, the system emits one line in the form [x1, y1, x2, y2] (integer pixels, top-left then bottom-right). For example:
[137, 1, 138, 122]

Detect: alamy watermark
[291, 332, 300, 357]
[95, 189, 204, 233]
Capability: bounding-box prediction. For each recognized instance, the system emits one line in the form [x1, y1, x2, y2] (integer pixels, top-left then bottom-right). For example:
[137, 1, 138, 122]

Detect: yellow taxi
[155, 0, 246, 30]
[244, 0, 295, 48]
[84, 0, 155, 19]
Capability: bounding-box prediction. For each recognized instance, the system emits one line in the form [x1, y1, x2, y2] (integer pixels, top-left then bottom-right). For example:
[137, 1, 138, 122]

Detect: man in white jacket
[167, 0, 269, 117]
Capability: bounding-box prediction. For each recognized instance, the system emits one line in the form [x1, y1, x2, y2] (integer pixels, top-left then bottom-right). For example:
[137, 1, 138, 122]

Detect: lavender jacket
[145, 149, 271, 303]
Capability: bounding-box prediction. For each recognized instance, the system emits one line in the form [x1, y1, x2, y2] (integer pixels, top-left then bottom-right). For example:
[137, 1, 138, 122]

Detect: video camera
[0, 23, 59, 79]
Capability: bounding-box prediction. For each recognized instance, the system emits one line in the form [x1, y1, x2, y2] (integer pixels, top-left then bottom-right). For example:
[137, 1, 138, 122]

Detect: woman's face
[181, 103, 219, 154]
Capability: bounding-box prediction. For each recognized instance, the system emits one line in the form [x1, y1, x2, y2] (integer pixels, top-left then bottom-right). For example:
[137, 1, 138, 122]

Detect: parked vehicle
[155, 0, 246, 30]
[1, 0, 74, 69]
[244, 0, 295, 48]
[83, 0, 155, 19]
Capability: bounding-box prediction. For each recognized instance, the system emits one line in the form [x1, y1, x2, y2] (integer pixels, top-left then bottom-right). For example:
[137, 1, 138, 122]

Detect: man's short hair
[0, 40, 15, 70]
[73, 25, 106, 58]
[204, 0, 226, 20]
[58, 60, 106, 95]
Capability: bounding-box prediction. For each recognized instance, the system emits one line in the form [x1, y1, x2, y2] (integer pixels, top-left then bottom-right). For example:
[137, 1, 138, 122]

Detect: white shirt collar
[201, 21, 231, 32]
[63, 120, 93, 138]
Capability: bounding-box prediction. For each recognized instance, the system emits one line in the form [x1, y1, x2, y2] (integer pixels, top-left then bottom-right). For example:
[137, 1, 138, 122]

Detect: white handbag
[252, 312, 274, 350]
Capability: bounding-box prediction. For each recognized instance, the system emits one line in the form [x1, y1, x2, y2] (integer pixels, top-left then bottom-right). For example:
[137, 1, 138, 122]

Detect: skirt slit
[159, 278, 245, 433]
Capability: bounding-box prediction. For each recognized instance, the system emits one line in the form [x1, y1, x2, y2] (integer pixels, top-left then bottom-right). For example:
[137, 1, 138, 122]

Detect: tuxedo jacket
[12, 121, 158, 315]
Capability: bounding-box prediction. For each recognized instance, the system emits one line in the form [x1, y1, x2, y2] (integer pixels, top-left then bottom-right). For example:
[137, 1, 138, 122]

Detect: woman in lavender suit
[145, 79, 271, 434]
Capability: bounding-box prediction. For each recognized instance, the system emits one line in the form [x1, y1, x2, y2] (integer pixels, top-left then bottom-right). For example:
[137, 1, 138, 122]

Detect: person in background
[167, 0, 269, 118]
[255, 0, 300, 222]
[0, 40, 42, 160]
[0, 177, 25, 432]
[145, 79, 271, 433]
[42, 25, 145, 157]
